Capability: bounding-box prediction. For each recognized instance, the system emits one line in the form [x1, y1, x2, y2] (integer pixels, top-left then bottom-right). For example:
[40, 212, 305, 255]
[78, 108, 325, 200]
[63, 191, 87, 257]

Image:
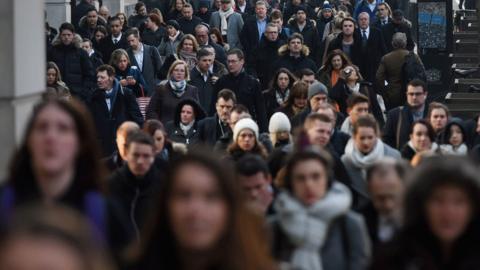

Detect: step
[455, 40, 479, 53]
[454, 78, 480, 91]
[449, 108, 480, 119]
[449, 53, 479, 64]
[453, 31, 479, 39]
[452, 63, 479, 69]
[467, 22, 479, 31]
[445, 92, 480, 103]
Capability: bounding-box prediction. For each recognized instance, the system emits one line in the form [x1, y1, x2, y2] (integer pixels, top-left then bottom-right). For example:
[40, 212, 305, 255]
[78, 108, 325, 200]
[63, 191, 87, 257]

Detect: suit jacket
[240, 16, 268, 65]
[197, 115, 231, 146]
[127, 44, 162, 95]
[209, 11, 244, 49]
[381, 22, 415, 52]
[328, 32, 363, 66]
[357, 27, 387, 83]
[383, 105, 428, 149]
[98, 34, 129, 63]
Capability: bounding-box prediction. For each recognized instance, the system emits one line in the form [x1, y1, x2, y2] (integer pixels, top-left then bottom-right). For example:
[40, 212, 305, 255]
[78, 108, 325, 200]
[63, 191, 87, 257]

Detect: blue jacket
[115, 65, 147, 97]
[353, 0, 383, 23]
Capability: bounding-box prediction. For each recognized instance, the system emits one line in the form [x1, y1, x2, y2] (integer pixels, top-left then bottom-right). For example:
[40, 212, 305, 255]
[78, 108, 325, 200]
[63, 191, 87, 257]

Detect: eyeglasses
[407, 92, 424, 96]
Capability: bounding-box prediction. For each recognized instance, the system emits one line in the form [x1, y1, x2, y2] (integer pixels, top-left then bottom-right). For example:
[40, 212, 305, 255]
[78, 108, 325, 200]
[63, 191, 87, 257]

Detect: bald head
[116, 121, 141, 160]
[195, 24, 210, 45]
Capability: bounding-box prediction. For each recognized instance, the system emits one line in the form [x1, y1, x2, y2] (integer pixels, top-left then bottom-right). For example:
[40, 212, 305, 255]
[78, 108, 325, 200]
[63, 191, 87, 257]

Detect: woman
[317, 49, 351, 90]
[269, 112, 292, 149]
[209, 27, 229, 51]
[166, 99, 206, 146]
[109, 49, 147, 97]
[440, 120, 468, 155]
[158, 20, 184, 60]
[263, 68, 298, 119]
[115, 12, 130, 32]
[143, 119, 177, 162]
[277, 80, 309, 121]
[134, 151, 275, 269]
[227, 118, 268, 161]
[167, 0, 187, 20]
[2, 99, 107, 236]
[330, 65, 384, 126]
[45, 61, 71, 100]
[270, 148, 371, 270]
[141, 13, 166, 47]
[341, 115, 400, 209]
[93, 25, 108, 50]
[371, 156, 480, 269]
[0, 205, 115, 270]
[146, 60, 199, 124]
[401, 119, 439, 161]
[160, 34, 200, 79]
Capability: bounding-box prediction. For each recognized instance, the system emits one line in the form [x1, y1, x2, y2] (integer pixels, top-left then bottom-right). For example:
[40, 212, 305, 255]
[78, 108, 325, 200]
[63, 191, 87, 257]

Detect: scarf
[219, 6, 234, 35]
[169, 79, 187, 97]
[348, 83, 360, 93]
[275, 89, 290, 105]
[340, 116, 353, 135]
[178, 50, 198, 69]
[440, 143, 468, 155]
[168, 31, 180, 42]
[407, 140, 440, 154]
[180, 121, 194, 136]
[331, 70, 340, 87]
[274, 182, 352, 270]
[344, 138, 385, 170]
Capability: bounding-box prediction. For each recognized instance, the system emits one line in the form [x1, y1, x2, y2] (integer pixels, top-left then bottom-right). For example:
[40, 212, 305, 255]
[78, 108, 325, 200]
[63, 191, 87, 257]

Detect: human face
[116, 132, 128, 160]
[81, 41, 92, 53]
[309, 94, 328, 111]
[215, 98, 234, 122]
[210, 34, 218, 44]
[95, 31, 105, 42]
[0, 236, 84, 270]
[198, 55, 214, 72]
[195, 27, 209, 45]
[369, 167, 404, 216]
[169, 164, 228, 251]
[99, 8, 109, 20]
[291, 159, 328, 206]
[237, 129, 256, 151]
[331, 55, 343, 70]
[127, 35, 140, 50]
[302, 75, 315, 86]
[182, 7, 193, 19]
[182, 39, 194, 52]
[126, 142, 155, 177]
[167, 26, 177, 37]
[239, 172, 271, 205]
[349, 102, 369, 124]
[96, 70, 113, 90]
[271, 18, 283, 32]
[294, 96, 307, 109]
[277, 72, 290, 90]
[220, 0, 231, 11]
[171, 64, 186, 81]
[137, 5, 147, 16]
[86, 10, 98, 27]
[227, 54, 244, 75]
[175, 0, 184, 10]
[153, 130, 166, 153]
[410, 123, 432, 152]
[358, 14, 370, 29]
[406, 85, 427, 109]
[322, 9, 333, 19]
[28, 105, 78, 178]
[296, 11, 306, 23]
[60, 29, 74, 46]
[255, 4, 267, 19]
[342, 20, 355, 36]
[110, 19, 122, 36]
[265, 26, 279, 42]
[429, 108, 448, 132]
[118, 14, 126, 26]
[378, 5, 389, 18]
[449, 125, 464, 147]
[47, 68, 57, 86]
[354, 126, 377, 154]
[288, 38, 302, 54]
[180, 105, 195, 124]
[229, 111, 249, 130]
[426, 185, 472, 245]
[117, 55, 129, 71]
[306, 120, 332, 147]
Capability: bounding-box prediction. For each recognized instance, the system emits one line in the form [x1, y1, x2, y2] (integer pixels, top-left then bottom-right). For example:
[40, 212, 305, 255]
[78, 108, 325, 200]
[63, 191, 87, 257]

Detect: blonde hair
[167, 60, 190, 80]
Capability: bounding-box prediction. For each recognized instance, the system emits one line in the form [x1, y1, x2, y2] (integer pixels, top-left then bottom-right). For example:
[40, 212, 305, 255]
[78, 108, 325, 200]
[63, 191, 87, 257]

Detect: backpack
[402, 51, 427, 84]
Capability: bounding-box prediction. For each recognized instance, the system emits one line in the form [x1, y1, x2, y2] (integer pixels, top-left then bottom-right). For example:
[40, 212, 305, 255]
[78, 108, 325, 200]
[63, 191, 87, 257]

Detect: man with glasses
[383, 79, 428, 149]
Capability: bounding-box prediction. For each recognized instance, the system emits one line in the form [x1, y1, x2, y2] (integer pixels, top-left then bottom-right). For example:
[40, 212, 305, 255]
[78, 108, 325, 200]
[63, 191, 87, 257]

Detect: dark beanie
[166, 20, 180, 30]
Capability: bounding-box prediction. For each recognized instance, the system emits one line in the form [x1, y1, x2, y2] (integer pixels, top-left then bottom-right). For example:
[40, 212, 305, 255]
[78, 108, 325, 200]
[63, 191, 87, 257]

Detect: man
[383, 79, 428, 149]
[274, 33, 317, 76]
[240, 1, 269, 70]
[236, 154, 274, 215]
[212, 49, 268, 132]
[353, 0, 382, 22]
[382, 9, 415, 52]
[78, 7, 106, 40]
[73, 0, 95, 28]
[178, 3, 203, 35]
[253, 22, 286, 89]
[98, 16, 129, 63]
[104, 121, 140, 172]
[287, 5, 321, 63]
[88, 65, 144, 156]
[198, 89, 236, 146]
[235, 0, 254, 20]
[361, 158, 407, 245]
[356, 12, 387, 83]
[373, 3, 392, 29]
[196, 0, 212, 23]
[328, 17, 362, 65]
[270, 9, 291, 42]
[427, 102, 450, 143]
[47, 22, 95, 101]
[317, 103, 350, 156]
[209, 0, 244, 49]
[291, 81, 329, 128]
[299, 69, 316, 85]
[194, 23, 227, 64]
[81, 38, 104, 70]
[125, 28, 162, 95]
[128, 2, 148, 28]
[189, 48, 216, 111]
[108, 131, 162, 249]
[99, 5, 111, 21]
[340, 93, 370, 135]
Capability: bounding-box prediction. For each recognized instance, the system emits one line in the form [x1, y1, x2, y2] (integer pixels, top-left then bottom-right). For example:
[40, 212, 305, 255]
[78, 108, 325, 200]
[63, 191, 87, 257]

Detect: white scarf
[274, 182, 352, 270]
[407, 140, 440, 154]
[348, 83, 360, 93]
[344, 138, 385, 170]
[180, 120, 194, 136]
[440, 143, 468, 155]
[340, 116, 353, 136]
[219, 6, 235, 36]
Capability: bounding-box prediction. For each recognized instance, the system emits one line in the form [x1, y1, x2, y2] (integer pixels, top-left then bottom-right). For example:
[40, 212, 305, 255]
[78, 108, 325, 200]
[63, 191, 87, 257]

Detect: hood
[288, 18, 317, 29]
[52, 33, 83, 48]
[443, 118, 467, 144]
[173, 98, 206, 125]
[278, 43, 310, 57]
[78, 15, 107, 29]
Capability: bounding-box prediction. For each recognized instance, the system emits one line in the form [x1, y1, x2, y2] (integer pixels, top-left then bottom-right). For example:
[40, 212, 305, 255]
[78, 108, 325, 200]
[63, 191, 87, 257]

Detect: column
[45, 0, 71, 30]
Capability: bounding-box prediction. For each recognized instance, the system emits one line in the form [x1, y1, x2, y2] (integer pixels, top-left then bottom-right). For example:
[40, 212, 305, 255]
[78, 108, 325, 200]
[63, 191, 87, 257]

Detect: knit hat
[233, 118, 259, 142]
[295, 5, 307, 14]
[166, 20, 180, 30]
[308, 82, 328, 100]
[269, 112, 292, 133]
[199, 0, 210, 8]
[322, 1, 332, 10]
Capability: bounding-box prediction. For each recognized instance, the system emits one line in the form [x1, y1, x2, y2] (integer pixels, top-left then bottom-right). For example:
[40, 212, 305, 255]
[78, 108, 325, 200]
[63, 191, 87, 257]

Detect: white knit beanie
[233, 118, 259, 142]
[269, 112, 291, 133]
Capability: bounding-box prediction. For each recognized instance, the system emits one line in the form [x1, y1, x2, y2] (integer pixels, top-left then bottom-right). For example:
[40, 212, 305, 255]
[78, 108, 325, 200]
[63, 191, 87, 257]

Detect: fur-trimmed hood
[278, 43, 310, 57]
[52, 33, 84, 48]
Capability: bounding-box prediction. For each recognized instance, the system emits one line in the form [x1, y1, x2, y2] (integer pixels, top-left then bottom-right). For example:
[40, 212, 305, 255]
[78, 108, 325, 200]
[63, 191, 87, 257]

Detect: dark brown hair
[268, 68, 298, 92]
[352, 114, 379, 135]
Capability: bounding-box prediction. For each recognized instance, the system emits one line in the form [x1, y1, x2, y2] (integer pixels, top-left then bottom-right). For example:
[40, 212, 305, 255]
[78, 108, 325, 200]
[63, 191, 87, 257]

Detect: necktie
[362, 30, 367, 40]
[113, 38, 118, 44]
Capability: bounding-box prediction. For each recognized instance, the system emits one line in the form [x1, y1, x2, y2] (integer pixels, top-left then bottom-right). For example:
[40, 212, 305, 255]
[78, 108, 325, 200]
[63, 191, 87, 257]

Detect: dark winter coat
[165, 99, 206, 145]
[288, 19, 322, 63]
[327, 32, 363, 66]
[197, 114, 232, 146]
[273, 50, 318, 77]
[356, 27, 387, 83]
[88, 50, 104, 70]
[141, 27, 167, 47]
[128, 14, 148, 28]
[178, 16, 203, 35]
[263, 88, 289, 120]
[240, 16, 269, 67]
[383, 105, 428, 150]
[127, 44, 162, 95]
[114, 65, 147, 97]
[253, 37, 286, 89]
[189, 67, 215, 111]
[381, 22, 415, 52]
[97, 34, 129, 63]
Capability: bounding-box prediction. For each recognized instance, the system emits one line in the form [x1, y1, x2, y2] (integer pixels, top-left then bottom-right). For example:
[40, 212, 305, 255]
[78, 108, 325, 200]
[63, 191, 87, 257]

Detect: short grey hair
[392, 32, 407, 49]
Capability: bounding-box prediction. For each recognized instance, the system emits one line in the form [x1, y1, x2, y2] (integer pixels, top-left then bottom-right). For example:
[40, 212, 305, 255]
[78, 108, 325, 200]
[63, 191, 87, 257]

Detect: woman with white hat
[227, 118, 268, 161]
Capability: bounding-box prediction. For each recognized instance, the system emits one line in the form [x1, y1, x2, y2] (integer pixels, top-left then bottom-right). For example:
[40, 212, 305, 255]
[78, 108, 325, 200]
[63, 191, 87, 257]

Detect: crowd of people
[3, 0, 480, 269]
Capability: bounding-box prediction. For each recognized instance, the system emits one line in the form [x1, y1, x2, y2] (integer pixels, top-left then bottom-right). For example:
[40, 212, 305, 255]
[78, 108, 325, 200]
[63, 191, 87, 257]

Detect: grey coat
[157, 32, 184, 59]
[209, 11, 244, 49]
[270, 211, 371, 270]
[127, 44, 162, 96]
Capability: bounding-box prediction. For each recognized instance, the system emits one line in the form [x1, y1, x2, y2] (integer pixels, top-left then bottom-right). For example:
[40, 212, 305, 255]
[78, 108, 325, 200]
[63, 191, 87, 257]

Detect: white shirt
[361, 27, 370, 39]
[134, 44, 144, 71]
[112, 33, 122, 44]
[105, 88, 113, 110]
[238, 3, 246, 12]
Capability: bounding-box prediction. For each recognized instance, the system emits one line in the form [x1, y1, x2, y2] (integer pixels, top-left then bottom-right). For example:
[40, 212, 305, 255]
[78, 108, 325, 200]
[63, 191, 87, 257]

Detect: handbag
[136, 86, 150, 120]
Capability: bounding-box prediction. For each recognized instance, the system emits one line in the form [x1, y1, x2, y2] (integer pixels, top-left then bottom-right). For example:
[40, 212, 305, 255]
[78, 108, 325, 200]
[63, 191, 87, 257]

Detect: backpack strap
[84, 192, 107, 244]
[396, 106, 404, 149]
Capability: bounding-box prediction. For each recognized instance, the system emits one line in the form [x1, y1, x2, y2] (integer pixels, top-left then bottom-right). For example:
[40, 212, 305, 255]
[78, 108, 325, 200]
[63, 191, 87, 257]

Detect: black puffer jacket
[165, 99, 206, 146]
